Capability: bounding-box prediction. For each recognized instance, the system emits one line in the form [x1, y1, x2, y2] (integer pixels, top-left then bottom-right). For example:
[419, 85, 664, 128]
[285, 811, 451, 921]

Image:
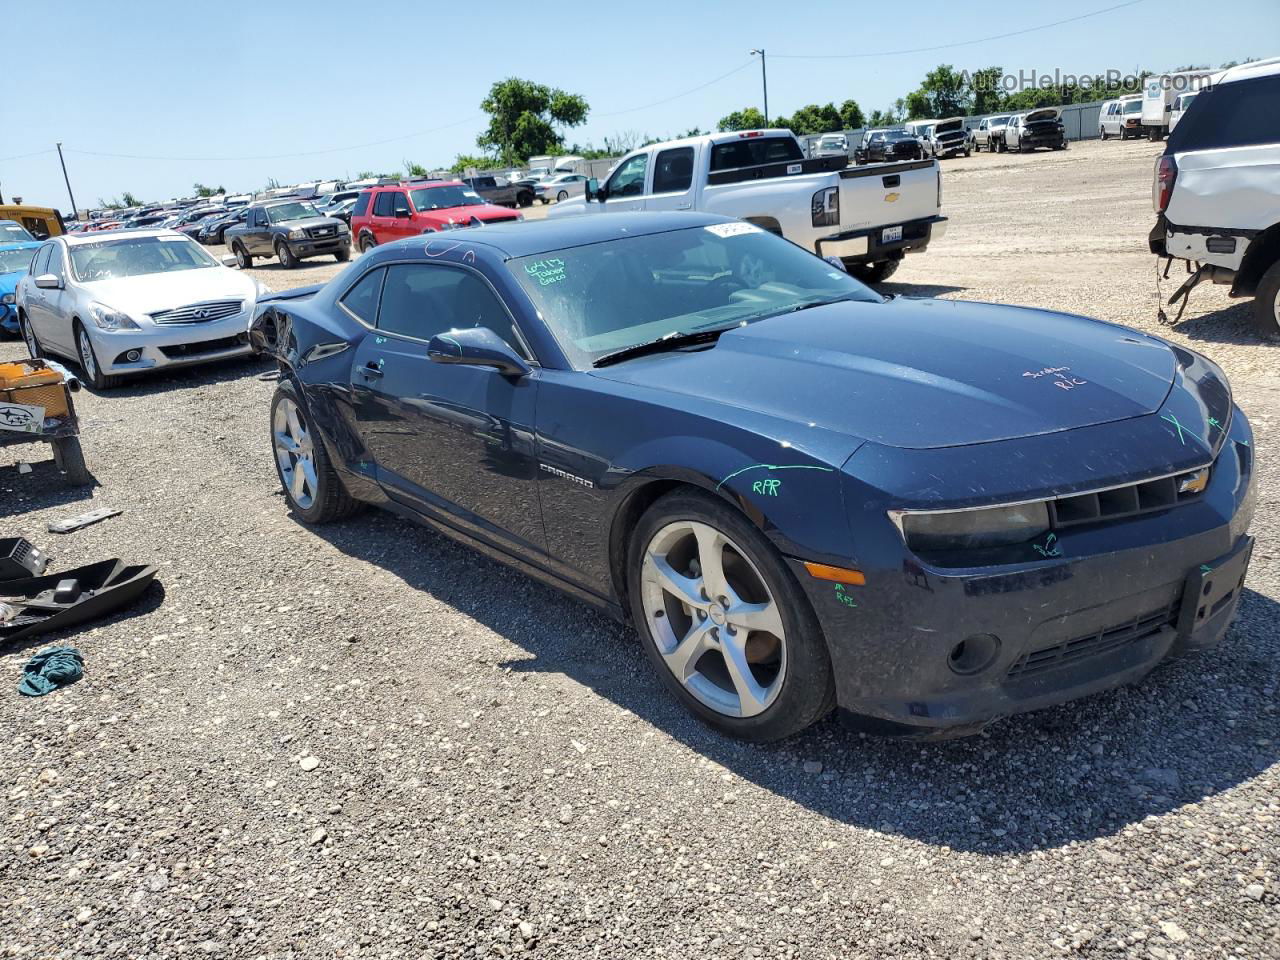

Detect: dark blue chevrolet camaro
[250, 212, 1255, 741]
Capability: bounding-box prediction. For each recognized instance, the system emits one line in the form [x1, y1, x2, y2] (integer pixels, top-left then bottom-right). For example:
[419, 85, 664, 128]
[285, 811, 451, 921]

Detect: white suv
[1150, 58, 1280, 335]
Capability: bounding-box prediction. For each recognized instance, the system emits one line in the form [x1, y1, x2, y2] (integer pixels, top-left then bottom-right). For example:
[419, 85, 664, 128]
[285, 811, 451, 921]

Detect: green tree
[780, 103, 845, 135]
[403, 160, 430, 177]
[904, 64, 971, 118]
[838, 99, 865, 130]
[450, 153, 497, 174]
[717, 107, 767, 131]
[968, 66, 1005, 115]
[355, 170, 375, 179]
[121, 191, 142, 207]
[476, 77, 589, 166]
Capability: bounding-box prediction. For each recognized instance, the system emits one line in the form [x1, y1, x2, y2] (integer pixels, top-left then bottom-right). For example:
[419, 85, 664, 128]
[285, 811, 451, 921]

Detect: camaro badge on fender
[540, 463, 594, 488]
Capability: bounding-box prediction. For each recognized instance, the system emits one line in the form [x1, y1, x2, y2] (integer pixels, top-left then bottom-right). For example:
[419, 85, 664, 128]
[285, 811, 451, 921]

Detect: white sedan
[16, 229, 265, 389]
[535, 173, 589, 204]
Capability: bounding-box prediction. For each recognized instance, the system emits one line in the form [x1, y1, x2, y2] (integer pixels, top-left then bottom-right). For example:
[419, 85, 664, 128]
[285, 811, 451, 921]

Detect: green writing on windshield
[525, 258, 566, 286]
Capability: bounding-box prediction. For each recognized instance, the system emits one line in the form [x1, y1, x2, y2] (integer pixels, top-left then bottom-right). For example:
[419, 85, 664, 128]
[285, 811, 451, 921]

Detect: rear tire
[627, 489, 835, 742]
[1252, 260, 1280, 338]
[52, 436, 91, 485]
[557, 190, 569, 202]
[270, 380, 362, 524]
[847, 259, 900, 284]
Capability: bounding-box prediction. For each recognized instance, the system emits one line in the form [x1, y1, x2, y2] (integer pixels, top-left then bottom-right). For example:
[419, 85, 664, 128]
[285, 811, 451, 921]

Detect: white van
[1168, 91, 1198, 132]
[1141, 70, 1216, 141]
[1099, 95, 1143, 140]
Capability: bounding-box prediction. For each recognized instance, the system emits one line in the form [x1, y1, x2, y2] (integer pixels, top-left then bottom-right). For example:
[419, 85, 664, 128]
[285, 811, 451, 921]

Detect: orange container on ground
[0, 360, 69, 419]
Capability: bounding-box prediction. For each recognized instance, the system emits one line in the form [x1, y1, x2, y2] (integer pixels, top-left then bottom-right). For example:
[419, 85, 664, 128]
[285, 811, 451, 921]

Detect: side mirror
[34, 273, 61, 290]
[584, 178, 601, 202]
[427, 327, 531, 378]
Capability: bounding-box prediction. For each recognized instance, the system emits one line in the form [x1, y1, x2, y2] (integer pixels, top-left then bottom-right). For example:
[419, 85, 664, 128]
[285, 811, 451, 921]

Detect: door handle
[676, 203, 692, 210]
[359, 360, 384, 379]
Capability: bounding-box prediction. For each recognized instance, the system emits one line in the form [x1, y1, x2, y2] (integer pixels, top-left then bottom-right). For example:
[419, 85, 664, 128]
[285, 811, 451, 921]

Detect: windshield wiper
[593, 325, 736, 368]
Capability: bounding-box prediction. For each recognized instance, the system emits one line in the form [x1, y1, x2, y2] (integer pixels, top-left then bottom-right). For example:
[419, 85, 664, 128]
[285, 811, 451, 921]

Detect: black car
[855, 129, 926, 165]
[250, 211, 1254, 743]
[198, 208, 248, 245]
[224, 199, 350, 269]
[462, 175, 534, 208]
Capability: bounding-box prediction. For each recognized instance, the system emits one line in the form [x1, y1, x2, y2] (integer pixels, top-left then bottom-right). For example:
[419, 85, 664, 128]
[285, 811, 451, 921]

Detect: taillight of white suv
[1153, 155, 1178, 213]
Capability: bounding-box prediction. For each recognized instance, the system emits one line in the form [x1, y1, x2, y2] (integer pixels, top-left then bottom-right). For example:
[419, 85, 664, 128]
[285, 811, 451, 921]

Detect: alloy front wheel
[273, 395, 318, 510]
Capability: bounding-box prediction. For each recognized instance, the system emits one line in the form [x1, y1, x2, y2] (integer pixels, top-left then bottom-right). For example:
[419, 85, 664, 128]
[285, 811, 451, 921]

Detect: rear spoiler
[706, 155, 847, 187]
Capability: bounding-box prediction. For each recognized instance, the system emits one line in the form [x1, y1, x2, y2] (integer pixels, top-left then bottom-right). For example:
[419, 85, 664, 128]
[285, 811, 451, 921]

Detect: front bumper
[1020, 132, 1066, 149]
[793, 411, 1256, 736]
[288, 234, 349, 257]
[816, 215, 947, 264]
[935, 142, 968, 158]
[93, 312, 256, 374]
[0, 303, 16, 334]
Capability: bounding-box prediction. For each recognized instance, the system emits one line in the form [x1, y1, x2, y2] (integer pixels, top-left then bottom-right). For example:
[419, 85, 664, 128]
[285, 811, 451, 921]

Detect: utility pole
[56, 142, 78, 219]
[750, 49, 769, 124]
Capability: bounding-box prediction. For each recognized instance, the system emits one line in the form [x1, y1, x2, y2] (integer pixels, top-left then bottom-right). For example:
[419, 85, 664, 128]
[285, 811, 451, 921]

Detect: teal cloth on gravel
[18, 646, 84, 697]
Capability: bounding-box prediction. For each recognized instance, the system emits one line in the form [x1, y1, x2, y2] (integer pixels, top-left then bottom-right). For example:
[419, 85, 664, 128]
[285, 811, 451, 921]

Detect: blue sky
[4, 0, 1274, 210]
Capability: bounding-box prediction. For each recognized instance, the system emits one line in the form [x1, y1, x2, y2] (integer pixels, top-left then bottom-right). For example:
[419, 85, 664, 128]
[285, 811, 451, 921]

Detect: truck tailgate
[837, 159, 938, 231]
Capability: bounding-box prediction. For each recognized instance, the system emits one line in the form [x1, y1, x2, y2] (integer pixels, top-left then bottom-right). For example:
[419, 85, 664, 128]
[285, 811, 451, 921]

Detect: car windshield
[990, 116, 1010, 126]
[884, 130, 915, 141]
[508, 223, 882, 368]
[69, 235, 219, 282]
[1124, 100, 1142, 114]
[409, 186, 485, 210]
[267, 202, 320, 223]
[0, 222, 34, 243]
[1179, 93, 1197, 109]
[0, 247, 36, 274]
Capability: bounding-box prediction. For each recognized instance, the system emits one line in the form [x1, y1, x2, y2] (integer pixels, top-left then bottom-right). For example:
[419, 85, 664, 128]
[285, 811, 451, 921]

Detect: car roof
[1215, 56, 1280, 85]
[402, 211, 727, 259]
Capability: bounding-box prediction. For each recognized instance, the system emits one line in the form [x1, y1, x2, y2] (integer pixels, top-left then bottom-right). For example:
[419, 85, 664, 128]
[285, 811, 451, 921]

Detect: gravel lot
[2, 139, 1277, 959]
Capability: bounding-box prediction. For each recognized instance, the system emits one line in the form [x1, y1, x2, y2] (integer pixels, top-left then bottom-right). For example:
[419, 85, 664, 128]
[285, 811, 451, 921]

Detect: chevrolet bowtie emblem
[884, 192, 900, 203]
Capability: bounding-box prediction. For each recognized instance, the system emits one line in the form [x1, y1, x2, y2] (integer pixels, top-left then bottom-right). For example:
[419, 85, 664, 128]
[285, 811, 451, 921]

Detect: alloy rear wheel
[271, 383, 361, 524]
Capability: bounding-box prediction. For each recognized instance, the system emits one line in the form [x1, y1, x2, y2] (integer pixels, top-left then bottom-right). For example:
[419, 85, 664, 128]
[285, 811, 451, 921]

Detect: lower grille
[1006, 602, 1178, 680]
[150, 299, 243, 324]
[158, 335, 247, 359]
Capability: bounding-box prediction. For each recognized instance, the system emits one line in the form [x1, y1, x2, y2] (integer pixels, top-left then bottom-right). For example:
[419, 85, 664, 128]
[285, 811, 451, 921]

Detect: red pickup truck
[350, 181, 521, 252]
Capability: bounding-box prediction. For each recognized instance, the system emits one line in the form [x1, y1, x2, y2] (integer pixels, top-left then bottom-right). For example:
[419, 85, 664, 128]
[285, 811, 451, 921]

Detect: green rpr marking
[1032, 532, 1062, 558]
[1161, 413, 1188, 445]
[751, 478, 782, 496]
[716, 463, 834, 492]
[834, 584, 858, 608]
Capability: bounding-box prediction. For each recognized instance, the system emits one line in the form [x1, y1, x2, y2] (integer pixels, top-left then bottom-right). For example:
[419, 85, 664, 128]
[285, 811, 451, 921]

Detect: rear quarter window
[352, 192, 371, 217]
[1167, 75, 1280, 152]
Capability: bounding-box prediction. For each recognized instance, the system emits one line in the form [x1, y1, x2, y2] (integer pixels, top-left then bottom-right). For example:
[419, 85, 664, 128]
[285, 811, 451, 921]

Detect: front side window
[606, 154, 649, 197]
[70, 235, 218, 282]
[652, 147, 695, 194]
[376, 263, 526, 356]
[508, 223, 880, 368]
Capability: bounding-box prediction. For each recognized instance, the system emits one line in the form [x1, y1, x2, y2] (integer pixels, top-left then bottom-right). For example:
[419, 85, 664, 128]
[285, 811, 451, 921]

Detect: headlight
[0, 293, 14, 305]
[87, 301, 140, 331]
[288, 228, 306, 240]
[895, 501, 1050, 554]
[337, 223, 349, 233]
[811, 186, 839, 228]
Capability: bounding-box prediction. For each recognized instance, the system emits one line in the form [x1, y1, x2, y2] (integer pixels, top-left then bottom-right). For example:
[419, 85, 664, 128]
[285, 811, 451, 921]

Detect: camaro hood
[82, 268, 257, 317]
[591, 297, 1178, 450]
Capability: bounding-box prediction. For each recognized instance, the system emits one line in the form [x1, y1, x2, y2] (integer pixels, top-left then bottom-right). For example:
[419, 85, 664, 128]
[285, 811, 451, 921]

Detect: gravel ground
[1, 139, 1277, 959]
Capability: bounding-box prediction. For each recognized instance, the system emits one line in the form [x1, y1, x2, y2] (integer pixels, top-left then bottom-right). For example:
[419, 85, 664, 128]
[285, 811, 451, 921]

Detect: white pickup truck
[548, 129, 945, 284]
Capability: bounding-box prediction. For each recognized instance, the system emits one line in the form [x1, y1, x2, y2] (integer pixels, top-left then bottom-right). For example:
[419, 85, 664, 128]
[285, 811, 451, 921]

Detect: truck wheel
[847, 259, 900, 284]
[233, 241, 253, 269]
[335, 245, 350, 263]
[1100, 127, 1108, 140]
[52, 436, 91, 485]
[1252, 261, 1280, 338]
[517, 191, 533, 207]
[359, 233, 377, 254]
[276, 240, 298, 269]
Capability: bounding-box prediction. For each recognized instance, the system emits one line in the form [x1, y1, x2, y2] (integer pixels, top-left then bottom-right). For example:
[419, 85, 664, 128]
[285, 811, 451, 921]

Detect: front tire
[271, 381, 361, 524]
[276, 240, 299, 269]
[1252, 260, 1280, 338]
[335, 244, 350, 263]
[557, 190, 569, 202]
[1099, 127, 1108, 140]
[20, 313, 43, 359]
[74, 322, 122, 390]
[847, 259, 900, 284]
[629, 490, 835, 741]
[233, 241, 253, 269]
[359, 232, 377, 254]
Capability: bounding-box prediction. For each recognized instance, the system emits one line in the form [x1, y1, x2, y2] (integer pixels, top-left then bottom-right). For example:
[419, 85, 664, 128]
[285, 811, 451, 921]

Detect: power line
[768, 0, 1145, 59]
[0, 148, 57, 163]
[594, 60, 756, 117]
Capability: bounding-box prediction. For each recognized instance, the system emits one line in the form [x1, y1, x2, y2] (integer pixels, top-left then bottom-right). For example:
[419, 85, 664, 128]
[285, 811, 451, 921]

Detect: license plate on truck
[882, 225, 903, 244]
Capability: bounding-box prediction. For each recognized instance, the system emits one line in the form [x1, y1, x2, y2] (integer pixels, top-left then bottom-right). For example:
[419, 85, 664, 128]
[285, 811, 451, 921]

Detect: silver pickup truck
[549, 129, 946, 284]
